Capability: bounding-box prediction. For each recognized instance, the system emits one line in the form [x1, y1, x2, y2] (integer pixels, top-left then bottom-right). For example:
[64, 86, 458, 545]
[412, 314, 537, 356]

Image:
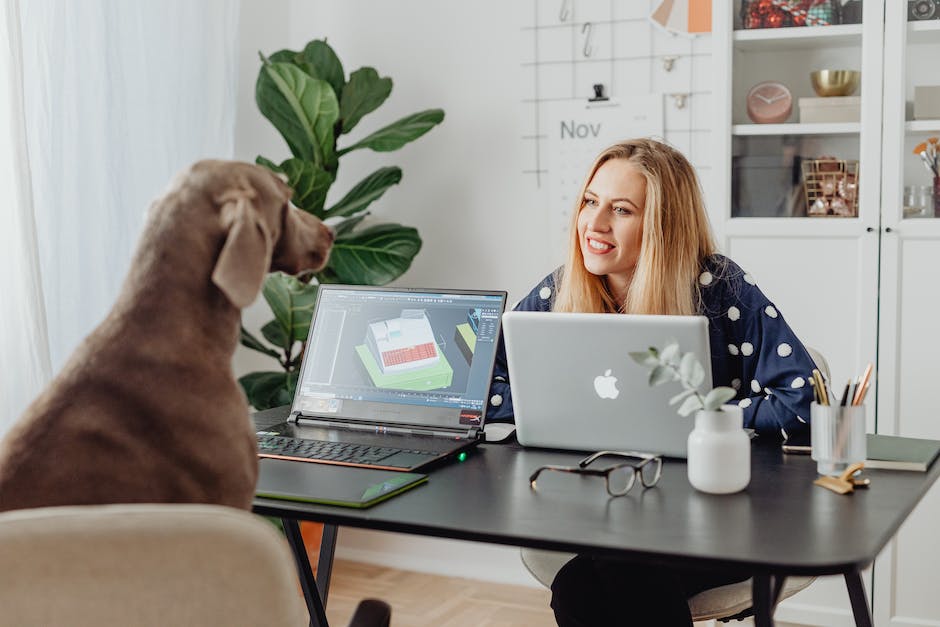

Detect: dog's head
[190, 160, 333, 309]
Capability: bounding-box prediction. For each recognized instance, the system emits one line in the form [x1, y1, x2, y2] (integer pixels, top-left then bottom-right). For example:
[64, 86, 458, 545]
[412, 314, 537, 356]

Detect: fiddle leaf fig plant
[238, 38, 445, 410]
[629, 342, 737, 417]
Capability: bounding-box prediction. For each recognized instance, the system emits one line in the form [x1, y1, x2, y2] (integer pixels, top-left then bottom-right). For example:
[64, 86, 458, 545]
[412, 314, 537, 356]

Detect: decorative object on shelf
[629, 342, 748, 494]
[840, 0, 863, 24]
[740, 0, 840, 29]
[799, 96, 860, 123]
[650, 0, 712, 37]
[912, 137, 940, 216]
[746, 81, 793, 124]
[909, 0, 940, 21]
[914, 86, 940, 120]
[802, 157, 859, 217]
[903, 185, 933, 218]
[810, 69, 860, 97]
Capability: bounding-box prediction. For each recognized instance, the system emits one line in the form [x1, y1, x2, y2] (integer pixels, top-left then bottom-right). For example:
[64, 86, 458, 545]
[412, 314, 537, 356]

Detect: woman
[487, 138, 816, 625]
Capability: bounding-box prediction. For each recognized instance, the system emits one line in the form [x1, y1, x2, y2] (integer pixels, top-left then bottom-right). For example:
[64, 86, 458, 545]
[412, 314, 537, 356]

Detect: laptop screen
[291, 286, 506, 431]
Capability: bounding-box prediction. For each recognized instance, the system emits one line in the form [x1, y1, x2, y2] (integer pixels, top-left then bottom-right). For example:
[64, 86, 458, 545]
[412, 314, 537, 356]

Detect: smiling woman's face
[576, 158, 647, 295]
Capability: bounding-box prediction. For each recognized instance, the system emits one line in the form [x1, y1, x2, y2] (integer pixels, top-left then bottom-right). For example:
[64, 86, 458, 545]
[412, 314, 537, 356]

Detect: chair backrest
[0, 503, 308, 627]
[806, 345, 830, 381]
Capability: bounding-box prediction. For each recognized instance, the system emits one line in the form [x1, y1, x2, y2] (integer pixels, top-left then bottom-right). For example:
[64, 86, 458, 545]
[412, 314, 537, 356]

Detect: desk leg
[844, 570, 874, 627]
[317, 524, 338, 602]
[283, 518, 330, 627]
[752, 574, 776, 627]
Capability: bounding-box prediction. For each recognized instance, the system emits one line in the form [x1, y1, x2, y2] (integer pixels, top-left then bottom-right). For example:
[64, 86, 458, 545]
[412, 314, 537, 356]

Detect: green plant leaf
[279, 158, 334, 216]
[340, 67, 393, 133]
[677, 395, 703, 417]
[332, 213, 369, 238]
[327, 166, 402, 218]
[256, 59, 339, 168]
[255, 155, 281, 172]
[240, 327, 280, 359]
[628, 350, 656, 366]
[649, 365, 673, 387]
[668, 388, 697, 406]
[338, 109, 444, 155]
[261, 273, 320, 345]
[659, 342, 680, 364]
[261, 320, 290, 350]
[299, 40, 346, 98]
[239, 371, 294, 410]
[703, 387, 738, 411]
[327, 223, 421, 285]
[268, 48, 300, 65]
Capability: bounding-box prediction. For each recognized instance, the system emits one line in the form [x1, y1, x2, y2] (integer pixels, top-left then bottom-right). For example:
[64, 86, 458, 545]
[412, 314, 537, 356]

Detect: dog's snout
[323, 223, 335, 244]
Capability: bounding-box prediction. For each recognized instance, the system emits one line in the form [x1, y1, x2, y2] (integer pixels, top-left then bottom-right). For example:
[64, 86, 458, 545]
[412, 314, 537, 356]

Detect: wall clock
[746, 81, 793, 124]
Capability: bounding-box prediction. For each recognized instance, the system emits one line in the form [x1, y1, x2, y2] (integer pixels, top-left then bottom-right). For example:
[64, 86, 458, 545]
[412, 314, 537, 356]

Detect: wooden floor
[324, 559, 557, 627]
[322, 560, 775, 627]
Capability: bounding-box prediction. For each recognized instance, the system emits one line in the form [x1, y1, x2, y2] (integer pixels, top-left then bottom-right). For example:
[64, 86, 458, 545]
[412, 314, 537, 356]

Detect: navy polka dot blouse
[487, 255, 815, 442]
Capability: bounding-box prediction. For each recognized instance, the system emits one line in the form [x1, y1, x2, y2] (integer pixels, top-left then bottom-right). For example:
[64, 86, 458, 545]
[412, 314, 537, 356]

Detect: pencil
[852, 363, 873, 406]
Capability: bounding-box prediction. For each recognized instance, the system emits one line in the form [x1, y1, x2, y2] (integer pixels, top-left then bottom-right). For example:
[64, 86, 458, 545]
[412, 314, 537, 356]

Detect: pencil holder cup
[810, 402, 866, 476]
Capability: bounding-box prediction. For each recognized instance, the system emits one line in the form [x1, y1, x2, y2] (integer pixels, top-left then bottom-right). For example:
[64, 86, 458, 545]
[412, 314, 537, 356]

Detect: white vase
[687, 405, 750, 494]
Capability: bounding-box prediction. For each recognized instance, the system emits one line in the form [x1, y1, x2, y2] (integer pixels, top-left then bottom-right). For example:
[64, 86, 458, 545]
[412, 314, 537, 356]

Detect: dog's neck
[107, 203, 248, 361]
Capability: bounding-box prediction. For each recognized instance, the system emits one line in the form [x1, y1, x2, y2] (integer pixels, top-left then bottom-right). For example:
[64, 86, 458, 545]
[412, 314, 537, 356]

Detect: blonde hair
[552, 138, 717, 315]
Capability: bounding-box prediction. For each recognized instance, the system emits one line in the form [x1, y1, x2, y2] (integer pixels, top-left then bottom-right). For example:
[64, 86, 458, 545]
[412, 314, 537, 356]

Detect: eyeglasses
[529, 451, 663, 497]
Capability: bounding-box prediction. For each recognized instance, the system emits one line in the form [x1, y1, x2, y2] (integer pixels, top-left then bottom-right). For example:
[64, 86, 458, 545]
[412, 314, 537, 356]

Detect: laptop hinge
[294, 414, 477, 440]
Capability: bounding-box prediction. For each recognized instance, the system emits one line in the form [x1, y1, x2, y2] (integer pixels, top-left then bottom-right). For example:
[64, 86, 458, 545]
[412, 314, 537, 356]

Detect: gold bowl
[810, 70, 860, 97]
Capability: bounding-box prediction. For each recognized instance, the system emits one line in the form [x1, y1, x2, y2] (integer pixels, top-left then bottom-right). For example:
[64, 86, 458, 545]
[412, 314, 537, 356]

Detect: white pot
[687, 405, 750, 494]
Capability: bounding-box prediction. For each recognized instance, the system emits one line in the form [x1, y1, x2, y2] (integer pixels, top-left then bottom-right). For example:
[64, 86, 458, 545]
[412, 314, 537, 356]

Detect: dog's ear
[211, 192, 272, 308]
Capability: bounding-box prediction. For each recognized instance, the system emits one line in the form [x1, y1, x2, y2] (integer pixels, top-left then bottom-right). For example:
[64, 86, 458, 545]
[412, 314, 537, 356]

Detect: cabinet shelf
[732, 122, 860, 136]
[908, 20, 940, 45]
[733, 24, 863, 52]
[906, 120, 940, 133]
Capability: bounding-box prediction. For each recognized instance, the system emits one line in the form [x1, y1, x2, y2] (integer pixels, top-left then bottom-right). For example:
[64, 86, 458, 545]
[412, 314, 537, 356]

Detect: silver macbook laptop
[502, 311, 712, 458]
[256, 285, 507, 471]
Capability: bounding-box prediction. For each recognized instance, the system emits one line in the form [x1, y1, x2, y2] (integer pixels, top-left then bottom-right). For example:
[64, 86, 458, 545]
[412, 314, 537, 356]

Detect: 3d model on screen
[455, 308, 481, 364]
[356, 309, 454, 391]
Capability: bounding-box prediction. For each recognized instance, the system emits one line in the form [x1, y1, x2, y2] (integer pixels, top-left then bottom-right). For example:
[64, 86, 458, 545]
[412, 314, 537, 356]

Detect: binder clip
[813, 462, 870, 494]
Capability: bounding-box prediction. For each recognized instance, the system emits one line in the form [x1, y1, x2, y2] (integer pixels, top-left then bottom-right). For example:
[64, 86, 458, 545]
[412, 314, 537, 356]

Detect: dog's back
[0, 160, 332, 512]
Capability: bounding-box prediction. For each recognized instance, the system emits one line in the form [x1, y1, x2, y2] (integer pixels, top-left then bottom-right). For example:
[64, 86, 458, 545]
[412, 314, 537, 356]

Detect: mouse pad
[256, 458, 428, 508]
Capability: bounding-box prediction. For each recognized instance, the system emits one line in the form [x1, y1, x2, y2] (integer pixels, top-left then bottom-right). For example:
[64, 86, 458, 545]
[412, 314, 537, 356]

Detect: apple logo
[593, 369, 620, 399]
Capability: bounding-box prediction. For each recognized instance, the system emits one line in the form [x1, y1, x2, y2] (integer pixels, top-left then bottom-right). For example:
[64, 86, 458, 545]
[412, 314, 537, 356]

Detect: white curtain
[1, 0, 52, 431]
[1, 0, 240, 434]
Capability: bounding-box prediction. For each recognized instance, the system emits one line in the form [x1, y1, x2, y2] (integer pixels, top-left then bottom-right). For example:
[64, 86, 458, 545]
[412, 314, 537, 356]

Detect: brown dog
[0, 160, 332, 511]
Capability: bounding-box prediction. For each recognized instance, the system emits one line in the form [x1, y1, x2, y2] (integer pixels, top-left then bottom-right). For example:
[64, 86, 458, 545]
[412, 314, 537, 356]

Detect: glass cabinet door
[730, 0, 866, 219]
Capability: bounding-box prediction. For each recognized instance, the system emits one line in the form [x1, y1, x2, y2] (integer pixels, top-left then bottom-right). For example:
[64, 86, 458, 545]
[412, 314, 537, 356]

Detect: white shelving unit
[716, 3, 940, 626]
[714, 2, 898, 624]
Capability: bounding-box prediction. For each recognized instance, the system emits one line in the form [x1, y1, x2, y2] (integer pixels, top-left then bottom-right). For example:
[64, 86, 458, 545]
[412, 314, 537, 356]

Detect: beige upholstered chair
[0, 503, 389, 627]
[518, 347, 830, 623]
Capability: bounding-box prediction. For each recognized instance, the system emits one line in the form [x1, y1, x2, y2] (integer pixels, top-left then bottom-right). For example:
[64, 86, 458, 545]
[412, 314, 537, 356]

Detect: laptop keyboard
[256, 435, 438, 468]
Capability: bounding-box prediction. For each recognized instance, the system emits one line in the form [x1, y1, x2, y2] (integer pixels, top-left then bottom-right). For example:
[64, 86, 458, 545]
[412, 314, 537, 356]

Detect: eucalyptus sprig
[628, 342, 737, 417]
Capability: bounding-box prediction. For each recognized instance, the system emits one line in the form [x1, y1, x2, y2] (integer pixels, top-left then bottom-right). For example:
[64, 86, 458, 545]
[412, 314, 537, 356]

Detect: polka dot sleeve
[486, 273, 557, 423]
[718, 274, 814, 442]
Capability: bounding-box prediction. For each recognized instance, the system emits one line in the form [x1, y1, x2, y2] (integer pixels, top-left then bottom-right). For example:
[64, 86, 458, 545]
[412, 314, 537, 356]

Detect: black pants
[550, 554, 750, 627]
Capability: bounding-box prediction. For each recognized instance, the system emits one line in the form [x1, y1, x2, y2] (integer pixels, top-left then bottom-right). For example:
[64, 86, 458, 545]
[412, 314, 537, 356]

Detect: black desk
[252, 408, 940, 627]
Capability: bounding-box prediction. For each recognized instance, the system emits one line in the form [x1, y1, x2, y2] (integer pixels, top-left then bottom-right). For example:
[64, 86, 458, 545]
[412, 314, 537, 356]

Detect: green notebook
[256, 458, 428, 508]
[865, 434, 940, 472]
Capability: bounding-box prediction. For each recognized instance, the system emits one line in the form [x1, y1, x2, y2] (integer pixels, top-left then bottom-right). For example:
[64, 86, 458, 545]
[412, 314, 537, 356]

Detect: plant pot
[687, 405, 750, 494]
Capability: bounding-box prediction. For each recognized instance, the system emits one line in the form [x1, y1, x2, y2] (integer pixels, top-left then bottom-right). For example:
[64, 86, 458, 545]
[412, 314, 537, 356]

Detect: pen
[853, 363, 873, 406]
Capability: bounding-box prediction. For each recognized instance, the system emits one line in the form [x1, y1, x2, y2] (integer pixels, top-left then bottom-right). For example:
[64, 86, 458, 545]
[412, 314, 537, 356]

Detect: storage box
[798, 96, 861, 123]
[914, 86, 940, 120]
